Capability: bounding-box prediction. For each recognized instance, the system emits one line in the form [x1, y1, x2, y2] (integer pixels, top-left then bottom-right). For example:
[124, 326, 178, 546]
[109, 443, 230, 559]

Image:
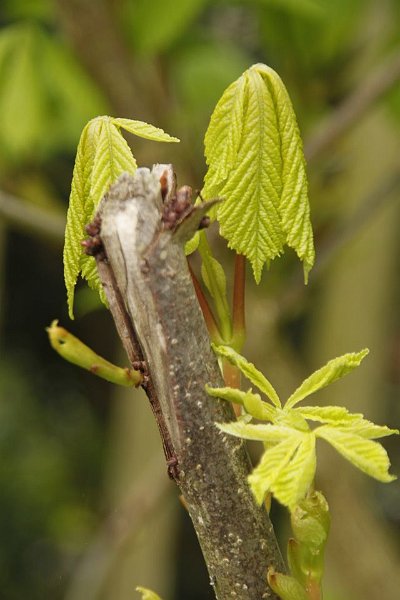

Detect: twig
[305, 49, 400, 162]
[276, 170, 400, 317]
[65, 457, 171, 600]
[0, 190, 65, 244]
[55, 0, 167, 121]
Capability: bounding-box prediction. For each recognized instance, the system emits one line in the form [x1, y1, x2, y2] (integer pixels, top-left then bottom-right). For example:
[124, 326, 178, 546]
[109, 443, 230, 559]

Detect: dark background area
[0, 1, 399, 599]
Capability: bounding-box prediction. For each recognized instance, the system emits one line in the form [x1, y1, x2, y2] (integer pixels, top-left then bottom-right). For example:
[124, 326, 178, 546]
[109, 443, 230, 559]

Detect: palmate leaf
[285, 349, 369, 409]
[209, 345, 398, 509]
[64, 116, 179, 318]
[203, 63, 314, 283]
[315, 426, 396, 482]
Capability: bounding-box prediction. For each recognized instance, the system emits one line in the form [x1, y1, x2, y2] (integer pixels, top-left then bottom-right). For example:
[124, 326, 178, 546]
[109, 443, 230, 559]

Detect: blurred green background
[0, 1, 399, 599]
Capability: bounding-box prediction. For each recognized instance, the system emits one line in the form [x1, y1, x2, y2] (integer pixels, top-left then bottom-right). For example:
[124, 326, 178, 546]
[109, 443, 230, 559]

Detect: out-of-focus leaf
[41, 39, 108, 149]
[0, 24, 48, 161]
[122, 0, 208, 55]
[256, 0, 323, 19]
[2, 0, 54, 21]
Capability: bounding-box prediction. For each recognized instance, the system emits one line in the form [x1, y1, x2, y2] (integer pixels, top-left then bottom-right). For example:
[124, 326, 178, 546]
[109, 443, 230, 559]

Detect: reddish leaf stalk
[232, 253, 246, 351]
[188, 261, 223, 344]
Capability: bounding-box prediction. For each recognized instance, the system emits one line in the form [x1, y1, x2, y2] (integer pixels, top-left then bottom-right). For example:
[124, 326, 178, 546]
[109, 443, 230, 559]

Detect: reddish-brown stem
[232, 253, 246, 351]
[188, 261, 223, 344]
[306, 579, 322, 600]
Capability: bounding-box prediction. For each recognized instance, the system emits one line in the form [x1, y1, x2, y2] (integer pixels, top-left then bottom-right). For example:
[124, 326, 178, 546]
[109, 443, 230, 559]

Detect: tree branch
[0, 190, 65, 244]
[96, 167, 284, 599]
[305, 49, 400, 162]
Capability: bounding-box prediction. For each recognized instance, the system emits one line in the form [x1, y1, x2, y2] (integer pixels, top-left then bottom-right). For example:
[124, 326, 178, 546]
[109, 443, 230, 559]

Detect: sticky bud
[289, 491, 330, 585]
[47, 320, 142, 387]
[267, 568, 309, 600]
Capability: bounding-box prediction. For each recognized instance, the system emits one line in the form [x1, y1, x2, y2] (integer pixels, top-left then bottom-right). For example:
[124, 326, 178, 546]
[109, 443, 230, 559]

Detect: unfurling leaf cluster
[207, 345, 398, 510]
[202, 63, 315, 283]
[63, 116, 179, 318]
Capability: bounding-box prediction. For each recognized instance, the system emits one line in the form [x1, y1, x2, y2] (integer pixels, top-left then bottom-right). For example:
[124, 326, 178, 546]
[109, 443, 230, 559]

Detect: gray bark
[95, 167, 284, 599]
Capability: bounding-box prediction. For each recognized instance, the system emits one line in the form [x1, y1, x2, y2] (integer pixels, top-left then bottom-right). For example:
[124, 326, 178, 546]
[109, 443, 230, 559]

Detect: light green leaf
[203, 63, 314, 282]
[64, 116, 137, 318]
[112, 118, 180, 143]
[207, 385, 277, 421]
[206, 384, 249, 405]
[248, 433, 303, 504]
[184, 230, 200, 255]
[217, 421, 292, 443]
[332, 418, 399, 440]
[90, 117, 137, 208]
[64, 118, 102, 318]
[203, 74, 246, 193]
[211, 344, 281, 407]
[270, 432, 316, 509]
[136, 587, 163, 600]
[199, 235, 231, 338]
[315, 426, 396, 482]
[295, 405, 362, 424]
[274, 409, 310, 432]
[201, 254, 227, 302]
[242, 391, 278, 422]
[285, 349, 369, 409]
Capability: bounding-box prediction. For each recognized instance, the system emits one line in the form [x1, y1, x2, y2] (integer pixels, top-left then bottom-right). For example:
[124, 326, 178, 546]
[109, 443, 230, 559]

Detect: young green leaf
[112, 118, 180, 142]
[285, 349, 369, 409]
[217, 421, 292, 443]
[199, 233, 231, 339]
[203, 74, 246, 194]
[295, 405, 362, 424]
[315, 426, 396, 482]
[248, 433, 305, 505]
[336, 419, 399, 440]
[203, 63, 314, 283]
[136, 587, 163, 600]
[64, 115, 179, 318]
[64, 118, 102, 318]
[270, 433, 316, 509]
[211, 343, 281, 407]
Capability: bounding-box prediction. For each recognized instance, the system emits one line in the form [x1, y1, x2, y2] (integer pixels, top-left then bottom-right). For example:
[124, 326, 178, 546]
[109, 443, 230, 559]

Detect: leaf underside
[203, 63, 315, 283]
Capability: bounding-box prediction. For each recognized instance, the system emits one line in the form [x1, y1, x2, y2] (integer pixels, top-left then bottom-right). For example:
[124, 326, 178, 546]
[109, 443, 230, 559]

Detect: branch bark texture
[96, 168, 284, 599]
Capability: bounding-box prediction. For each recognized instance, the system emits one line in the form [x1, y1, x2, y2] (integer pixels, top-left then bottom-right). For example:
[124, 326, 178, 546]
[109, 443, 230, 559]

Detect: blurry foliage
[0, 359, 104, 600]
[0, 0, 399, 599]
